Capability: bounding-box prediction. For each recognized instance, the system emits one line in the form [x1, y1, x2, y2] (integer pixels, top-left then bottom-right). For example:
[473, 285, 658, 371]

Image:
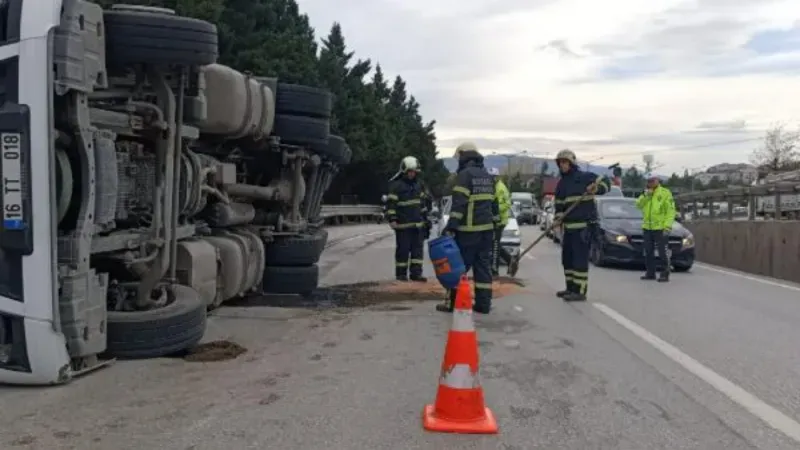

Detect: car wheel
[106, 285, 207, 359]
[264, 229, 328, 266]
[104, 7, 218, 67]
[262, 265, 320, 296]
[672, 264, 692, 273]
[274, 83, 333, 118]
[590, 241, 607, 267]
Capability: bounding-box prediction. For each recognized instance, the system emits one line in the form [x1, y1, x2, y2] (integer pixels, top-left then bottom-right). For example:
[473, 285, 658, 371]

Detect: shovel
[507, 191, 594, 277]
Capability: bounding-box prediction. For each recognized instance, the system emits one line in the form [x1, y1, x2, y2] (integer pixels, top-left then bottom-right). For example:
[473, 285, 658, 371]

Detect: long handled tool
[507, 191, 593, 277]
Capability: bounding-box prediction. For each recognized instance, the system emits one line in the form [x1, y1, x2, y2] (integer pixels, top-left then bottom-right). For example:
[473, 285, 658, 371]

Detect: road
[2, 224, 800, 449]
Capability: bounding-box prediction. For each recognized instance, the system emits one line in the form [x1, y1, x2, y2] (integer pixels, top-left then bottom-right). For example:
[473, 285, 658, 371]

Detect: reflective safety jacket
[495, 179, 511, 226]
[445, 156, 499, 232]
[635, 185, 675, 230]
[387, 177, 428, 229]
[554, 166, 610, 230]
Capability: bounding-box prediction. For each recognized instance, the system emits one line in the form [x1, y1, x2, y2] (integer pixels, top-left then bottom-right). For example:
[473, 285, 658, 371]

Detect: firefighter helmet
[454, 142, 478, 156]
[400, 156, 420, 172]
[555, 149, 577, 164]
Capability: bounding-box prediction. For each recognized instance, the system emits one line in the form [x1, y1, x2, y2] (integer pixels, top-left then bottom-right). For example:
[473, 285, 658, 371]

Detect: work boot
[410, 275, 428, 282]
[435, 302, 453, 313]
[396, 275, 408, 282]
[563, 292, 587, 302]
[640, 274, 656, 280]
[556, 290, 570, 298]
[473, 304, 491, 314]
[657, 273, 670, 283]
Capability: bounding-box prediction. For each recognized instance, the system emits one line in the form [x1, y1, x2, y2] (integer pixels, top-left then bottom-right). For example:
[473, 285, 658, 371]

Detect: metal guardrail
[319, 204, 382, 219]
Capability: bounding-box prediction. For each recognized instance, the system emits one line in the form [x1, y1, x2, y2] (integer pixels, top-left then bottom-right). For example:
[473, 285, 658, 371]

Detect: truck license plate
[2, 132, 24, 230]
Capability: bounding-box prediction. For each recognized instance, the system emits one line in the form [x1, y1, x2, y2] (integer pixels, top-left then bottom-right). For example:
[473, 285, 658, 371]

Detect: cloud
[295, 0, 800, 174]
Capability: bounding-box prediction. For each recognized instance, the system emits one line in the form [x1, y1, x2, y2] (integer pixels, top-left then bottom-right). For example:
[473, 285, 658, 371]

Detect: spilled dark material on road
[183, 340, 247, 362]
[231, 278, 526, 309]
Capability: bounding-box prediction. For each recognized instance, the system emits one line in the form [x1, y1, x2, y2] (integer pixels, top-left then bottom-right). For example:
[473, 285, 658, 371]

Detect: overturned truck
[0, 2, 350, 384]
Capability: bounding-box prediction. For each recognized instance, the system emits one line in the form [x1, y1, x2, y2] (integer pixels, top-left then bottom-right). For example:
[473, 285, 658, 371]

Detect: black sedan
[590, 197, 695, 272]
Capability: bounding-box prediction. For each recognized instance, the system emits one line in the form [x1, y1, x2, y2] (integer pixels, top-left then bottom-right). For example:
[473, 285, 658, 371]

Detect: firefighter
[386, 156, 428, 282]
[489, 167, 512, 276]
[553, 149, 610, 302]
[437, 143, 499, 314]
[636, 176, 676, 282]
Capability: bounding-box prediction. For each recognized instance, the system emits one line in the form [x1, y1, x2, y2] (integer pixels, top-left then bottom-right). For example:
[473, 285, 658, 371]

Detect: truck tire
[264, 229, 328, 266]
[273, 114, 330, 147]
[262, 265, 319, 296]
[104, 9, 218, 67]
[275, 83, 333, 118]
[312, 135, 349, 164]
[106, 285, 206, 359]
[342, 144, 352, 165]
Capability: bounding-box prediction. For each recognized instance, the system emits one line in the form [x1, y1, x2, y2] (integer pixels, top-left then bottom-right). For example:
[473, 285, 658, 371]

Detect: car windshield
[599, 200, 643, 220]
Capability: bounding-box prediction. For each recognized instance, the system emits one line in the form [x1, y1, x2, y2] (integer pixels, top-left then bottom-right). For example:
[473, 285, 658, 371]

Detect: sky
[295, 0, 800, 174]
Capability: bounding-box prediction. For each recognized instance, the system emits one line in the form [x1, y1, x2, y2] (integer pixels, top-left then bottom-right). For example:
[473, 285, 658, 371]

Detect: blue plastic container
[428, 235, 466, 290]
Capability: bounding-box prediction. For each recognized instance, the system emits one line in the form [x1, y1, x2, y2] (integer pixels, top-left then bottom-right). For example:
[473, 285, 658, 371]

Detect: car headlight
[503, 229, 520, 238]
[682, 236, 695, 248]
[605, 231, 627, 243]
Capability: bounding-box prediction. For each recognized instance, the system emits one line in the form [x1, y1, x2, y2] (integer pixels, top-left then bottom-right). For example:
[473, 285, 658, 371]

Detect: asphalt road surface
[2, 224, 800, 449]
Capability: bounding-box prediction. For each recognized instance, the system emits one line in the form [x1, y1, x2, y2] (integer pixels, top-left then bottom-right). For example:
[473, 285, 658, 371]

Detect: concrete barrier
[685, 220, 800, 283]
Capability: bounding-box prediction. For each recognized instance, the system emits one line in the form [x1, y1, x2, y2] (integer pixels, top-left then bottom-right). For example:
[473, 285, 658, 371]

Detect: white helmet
[488, 167, 500, 176]
[381, 194, 388, 203]
[400, 156, 420, 172]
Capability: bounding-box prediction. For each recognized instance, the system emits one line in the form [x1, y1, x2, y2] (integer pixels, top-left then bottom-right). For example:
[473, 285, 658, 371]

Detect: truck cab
[0, 1, 348, 385]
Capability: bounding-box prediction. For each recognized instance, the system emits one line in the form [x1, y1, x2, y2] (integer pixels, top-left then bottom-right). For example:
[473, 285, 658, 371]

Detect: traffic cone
[422, 275, 498, 434]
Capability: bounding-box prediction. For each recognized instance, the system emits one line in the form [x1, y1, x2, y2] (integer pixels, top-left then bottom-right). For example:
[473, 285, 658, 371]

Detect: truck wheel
[312, 135, 349, 164]
[273, 114, 330, 147]
[275, 83, 333, 118]
[262, 265, 319, 296]
[104, 8, 218, 67]
[264, 229, 328, 266]
[341, 144, 352, 165]
[106, 285, 206, 359]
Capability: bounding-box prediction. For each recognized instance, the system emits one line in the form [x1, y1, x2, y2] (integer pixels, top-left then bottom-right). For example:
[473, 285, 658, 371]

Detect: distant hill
[440, 155, 614, 177]
[440, 155, 669, 180]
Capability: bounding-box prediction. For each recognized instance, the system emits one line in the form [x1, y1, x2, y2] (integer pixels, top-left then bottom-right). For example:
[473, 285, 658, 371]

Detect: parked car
[499, 209, 522, 261]
[590, 197, 695, 271]
[539, 200, 554, 231]
[511, 192, 539, 225]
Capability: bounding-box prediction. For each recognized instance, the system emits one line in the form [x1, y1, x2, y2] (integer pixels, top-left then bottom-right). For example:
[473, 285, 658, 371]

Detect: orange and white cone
[422, 275, 499, 434]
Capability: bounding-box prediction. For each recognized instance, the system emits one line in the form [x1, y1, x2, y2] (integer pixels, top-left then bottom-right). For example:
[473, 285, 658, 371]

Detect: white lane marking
[513, 305, 523, 312]
[525, 254, 537, 261]
[593, 302, 800, 445]
[696, 263, 800, 293]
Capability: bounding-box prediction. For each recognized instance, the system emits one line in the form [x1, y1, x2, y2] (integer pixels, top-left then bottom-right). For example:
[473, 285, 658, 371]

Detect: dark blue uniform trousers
[448, 231, 494, 309]
[395, 228, 424, 278]
[561, 227, 591, 295]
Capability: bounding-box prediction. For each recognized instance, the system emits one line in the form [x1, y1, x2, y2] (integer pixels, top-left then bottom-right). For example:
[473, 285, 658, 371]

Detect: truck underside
[6, 1, 350, 380]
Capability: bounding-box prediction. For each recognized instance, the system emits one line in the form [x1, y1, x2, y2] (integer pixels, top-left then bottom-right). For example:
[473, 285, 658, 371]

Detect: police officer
[437, 143, 499, 314]
[387, 156, 428, 282]
[636, 176, 676, 282]
[489, 167, 512, 276]
[553, 149, 610, 302]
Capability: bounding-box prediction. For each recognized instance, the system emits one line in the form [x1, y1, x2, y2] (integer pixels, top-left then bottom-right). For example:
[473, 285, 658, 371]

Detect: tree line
[96, 0, 451, 203]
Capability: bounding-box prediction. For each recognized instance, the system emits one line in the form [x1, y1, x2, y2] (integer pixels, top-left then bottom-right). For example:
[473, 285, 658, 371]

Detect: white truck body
[0, 1, 349, 385]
